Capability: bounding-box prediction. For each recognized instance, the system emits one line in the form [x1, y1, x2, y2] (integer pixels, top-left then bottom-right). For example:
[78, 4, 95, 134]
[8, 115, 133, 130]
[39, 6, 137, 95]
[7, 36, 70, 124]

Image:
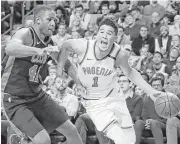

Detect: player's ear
[36, 17, 41, 25]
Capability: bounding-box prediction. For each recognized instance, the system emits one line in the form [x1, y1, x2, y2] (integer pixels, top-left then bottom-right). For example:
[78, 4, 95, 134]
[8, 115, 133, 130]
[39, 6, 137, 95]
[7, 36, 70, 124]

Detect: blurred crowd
[1, 0, 180, 144]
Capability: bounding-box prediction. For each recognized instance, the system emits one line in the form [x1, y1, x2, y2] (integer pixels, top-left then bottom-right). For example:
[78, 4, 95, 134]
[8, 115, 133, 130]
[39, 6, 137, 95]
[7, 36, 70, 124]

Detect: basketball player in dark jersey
[2, 5, 83, 144]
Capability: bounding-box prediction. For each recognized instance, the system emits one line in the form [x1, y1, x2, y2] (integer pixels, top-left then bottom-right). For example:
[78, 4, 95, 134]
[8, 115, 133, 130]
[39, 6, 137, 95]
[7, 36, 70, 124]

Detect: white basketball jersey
[78, 40, 121, 100]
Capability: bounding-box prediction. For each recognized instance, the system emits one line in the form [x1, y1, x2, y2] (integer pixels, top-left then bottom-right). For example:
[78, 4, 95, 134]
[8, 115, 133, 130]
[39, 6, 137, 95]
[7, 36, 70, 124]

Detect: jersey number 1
[92, 77, 99, 87]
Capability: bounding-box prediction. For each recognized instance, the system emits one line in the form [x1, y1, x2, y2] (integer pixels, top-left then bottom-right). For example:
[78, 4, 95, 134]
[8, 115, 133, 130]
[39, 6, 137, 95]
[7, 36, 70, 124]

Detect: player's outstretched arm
[5, 28, 43, 57]
[115, 49, 157, 95]
[64, 60, 81, 86]
[56, 39, 87, 78]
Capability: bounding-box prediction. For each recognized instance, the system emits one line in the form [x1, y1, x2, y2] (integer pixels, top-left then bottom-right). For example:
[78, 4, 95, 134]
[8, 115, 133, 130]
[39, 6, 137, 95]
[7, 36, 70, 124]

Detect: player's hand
[43, 46, 59, 55]
[75, 84, 88, 98]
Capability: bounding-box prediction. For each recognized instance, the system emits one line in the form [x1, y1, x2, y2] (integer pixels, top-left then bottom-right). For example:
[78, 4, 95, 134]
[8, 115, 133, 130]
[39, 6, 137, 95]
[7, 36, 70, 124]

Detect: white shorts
[81, 93, 133, 132]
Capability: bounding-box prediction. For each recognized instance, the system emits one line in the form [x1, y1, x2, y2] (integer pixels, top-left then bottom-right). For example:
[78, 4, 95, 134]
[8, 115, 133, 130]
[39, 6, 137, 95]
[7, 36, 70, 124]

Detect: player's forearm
[57, 47, 69, 77]
[128, 68, 156, 94]
[68, 64, 81, 85]
[5, 43, 40, 57]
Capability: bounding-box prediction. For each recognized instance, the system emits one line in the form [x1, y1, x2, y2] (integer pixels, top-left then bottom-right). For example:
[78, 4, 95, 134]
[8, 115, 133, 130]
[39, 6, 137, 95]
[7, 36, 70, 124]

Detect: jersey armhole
[28, 27, 36, 47]
[114, 47, 121, 68]
[79, 40, 89, 65]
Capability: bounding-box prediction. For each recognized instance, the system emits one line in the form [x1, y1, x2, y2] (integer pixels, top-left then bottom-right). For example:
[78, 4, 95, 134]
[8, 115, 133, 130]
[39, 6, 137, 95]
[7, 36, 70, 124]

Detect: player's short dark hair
[154, 51, 163, 59]
[34, 5, 53, 18]
[150, 77, 164, 87]
[75, 4, 83, 9]
[98, 17, 118, 35]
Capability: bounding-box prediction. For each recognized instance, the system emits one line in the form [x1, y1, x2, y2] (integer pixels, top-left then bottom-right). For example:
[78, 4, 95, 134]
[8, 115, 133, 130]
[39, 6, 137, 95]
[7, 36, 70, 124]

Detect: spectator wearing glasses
[118, 74, 143, 124]
[134, 77, 166, 144]
[132, 25, 155, 56]
[116, 26, 131, 46]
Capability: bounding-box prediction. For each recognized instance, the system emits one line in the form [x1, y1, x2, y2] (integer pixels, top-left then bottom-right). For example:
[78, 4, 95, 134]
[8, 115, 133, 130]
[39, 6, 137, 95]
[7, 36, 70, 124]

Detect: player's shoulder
[13, 27, 32, 38]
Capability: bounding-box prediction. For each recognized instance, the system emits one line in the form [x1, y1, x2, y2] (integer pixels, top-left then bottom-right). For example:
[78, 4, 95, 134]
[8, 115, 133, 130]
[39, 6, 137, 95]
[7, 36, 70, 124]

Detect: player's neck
[94, 42, 113, 59]
[33, 26, 46, 41]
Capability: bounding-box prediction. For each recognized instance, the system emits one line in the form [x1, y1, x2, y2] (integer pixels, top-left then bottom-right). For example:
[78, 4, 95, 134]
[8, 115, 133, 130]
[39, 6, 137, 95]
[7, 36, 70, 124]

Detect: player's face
[151, 80, 163, 92]
[118, 76, 130, 92]
[161, 29, 168, 37]
[38, 11, 56, 37]
[96, 25, 116, 52]
[152, 13, 160, 24]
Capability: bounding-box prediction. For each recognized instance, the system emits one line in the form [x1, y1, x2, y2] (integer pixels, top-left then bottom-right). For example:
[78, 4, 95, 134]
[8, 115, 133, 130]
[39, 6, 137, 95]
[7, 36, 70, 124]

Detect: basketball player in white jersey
[56, 18, 162, 144]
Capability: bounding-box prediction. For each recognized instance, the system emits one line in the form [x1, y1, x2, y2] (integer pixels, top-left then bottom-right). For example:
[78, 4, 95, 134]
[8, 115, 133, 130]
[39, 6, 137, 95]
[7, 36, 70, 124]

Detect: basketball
[155, 92, 180, 119]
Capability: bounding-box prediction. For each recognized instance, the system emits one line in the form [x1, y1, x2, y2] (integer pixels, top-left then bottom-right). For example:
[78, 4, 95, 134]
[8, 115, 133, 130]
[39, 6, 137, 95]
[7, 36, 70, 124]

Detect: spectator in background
[151, 51, 171, 77]
[146, 67, 156, 83]
[84, 22, 97, 40]
[149, 12, 163, 38]
[134, 77, 166, 144]
[71, 31, 82, 39]
[164, 56, 180, 96]
[171, 34, 180, 49]
[116, 26, 131, 46]
[135, 46, 152, 73]
[132, 25, 155, 55]
[96, 1, 110, 26]
[118, 75, 143, 123]
[161, 14, 171, 27]
[52, 22, 71, 47]
[155, 25, 172, 58]
[169, 15, 180, 36]
[130, 7, 151, 26]
[67, 17, 85, 38]
[69, 4, 91, 30]
[143, 0, 165, 20]
[55, 5, 70, 29]
[124, 14, 141, 41]
[164, 47, 180, 75]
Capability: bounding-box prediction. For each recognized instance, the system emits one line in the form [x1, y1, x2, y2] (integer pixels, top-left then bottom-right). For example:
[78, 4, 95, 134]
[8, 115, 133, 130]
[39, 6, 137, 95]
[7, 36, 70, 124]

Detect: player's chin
[99, 46, 109, 52]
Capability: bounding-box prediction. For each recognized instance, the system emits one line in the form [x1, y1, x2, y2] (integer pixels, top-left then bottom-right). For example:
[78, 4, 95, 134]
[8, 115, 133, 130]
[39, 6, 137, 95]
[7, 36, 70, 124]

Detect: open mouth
[101, 41, 108, 46]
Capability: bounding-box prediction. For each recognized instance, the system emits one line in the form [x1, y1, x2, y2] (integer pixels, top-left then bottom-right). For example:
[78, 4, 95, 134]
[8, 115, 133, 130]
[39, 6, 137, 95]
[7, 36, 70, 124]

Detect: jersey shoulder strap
[108, 43, 121, 60]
